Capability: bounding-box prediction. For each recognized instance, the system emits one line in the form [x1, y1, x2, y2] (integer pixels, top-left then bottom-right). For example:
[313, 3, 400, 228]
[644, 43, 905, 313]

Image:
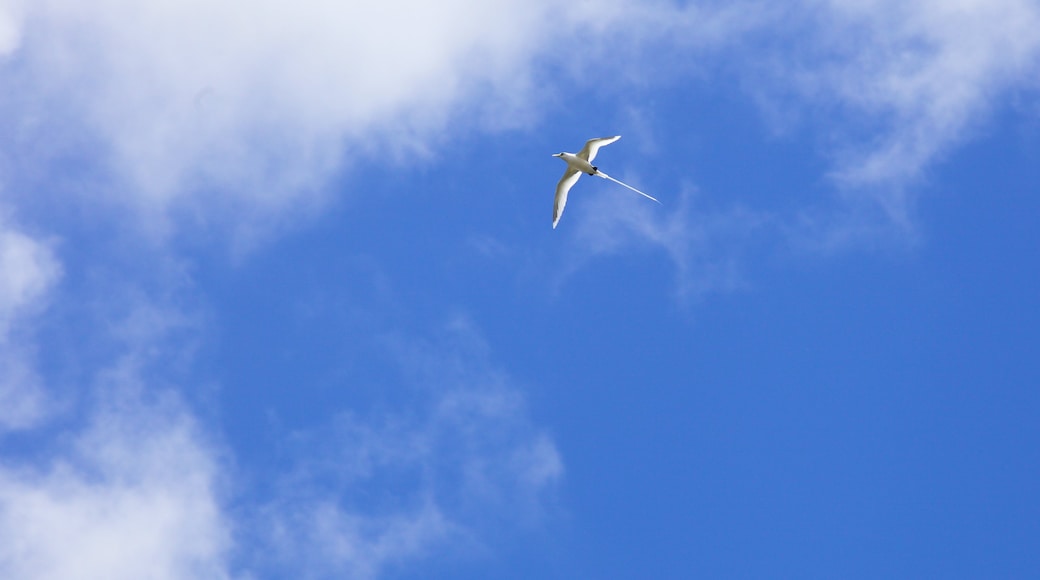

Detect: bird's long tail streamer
[597, 172, 661, 204]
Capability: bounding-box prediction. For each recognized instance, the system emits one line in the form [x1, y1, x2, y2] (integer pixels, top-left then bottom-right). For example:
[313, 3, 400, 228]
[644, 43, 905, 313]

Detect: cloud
[563, 186, 769, 298]
[0, 214, 59, 335]
[256, 317, 562, 578]
[1, 0, 560, 223]
[0, 272, 232, 579]
[781, 0, 1040, 216]
[0, 2, 21, 57]
[0, 342, 48, 431]
[0, 216, 244, 579]
[264, 499, 452, 580]
[0, 211, 61, 430]
[0, 387, 232, 580]
[0, 0, 767, 243]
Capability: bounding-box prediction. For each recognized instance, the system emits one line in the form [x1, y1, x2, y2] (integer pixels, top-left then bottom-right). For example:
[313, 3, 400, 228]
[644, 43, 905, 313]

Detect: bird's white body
[555, 152, 597, 176]
[551, 135, 659, 229]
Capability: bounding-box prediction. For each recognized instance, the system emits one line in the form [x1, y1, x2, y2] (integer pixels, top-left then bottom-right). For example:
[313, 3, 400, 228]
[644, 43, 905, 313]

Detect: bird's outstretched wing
[553, 168, 581, 229]
[578, 135, 620, 163]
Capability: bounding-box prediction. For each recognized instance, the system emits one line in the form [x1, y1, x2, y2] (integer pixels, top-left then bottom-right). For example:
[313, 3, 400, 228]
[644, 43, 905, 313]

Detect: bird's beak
[552, 153, 561, 157]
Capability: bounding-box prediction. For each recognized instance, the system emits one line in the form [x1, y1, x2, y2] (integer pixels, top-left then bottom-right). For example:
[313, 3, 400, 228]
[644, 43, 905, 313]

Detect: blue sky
[1, 0, 1039, 578]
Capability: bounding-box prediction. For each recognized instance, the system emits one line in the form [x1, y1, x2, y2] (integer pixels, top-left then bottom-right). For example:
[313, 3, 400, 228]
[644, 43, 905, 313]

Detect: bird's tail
[596, 172, 661, 204]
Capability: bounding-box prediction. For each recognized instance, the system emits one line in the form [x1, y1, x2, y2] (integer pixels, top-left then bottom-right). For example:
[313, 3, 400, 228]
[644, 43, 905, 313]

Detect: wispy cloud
[772, 0, 1040, 216]
[0, 213, 59, 335]
[562, 186, 770, 299]
[0, 3, 19, 57]
[263, 499, 452, 580]
[255, 316, 562, 578]
[0, 211, 61, 430]
[0, 341, 49, 432]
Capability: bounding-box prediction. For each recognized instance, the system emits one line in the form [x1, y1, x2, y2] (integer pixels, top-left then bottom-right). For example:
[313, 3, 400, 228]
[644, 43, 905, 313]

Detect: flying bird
[551, 135, 659, 229]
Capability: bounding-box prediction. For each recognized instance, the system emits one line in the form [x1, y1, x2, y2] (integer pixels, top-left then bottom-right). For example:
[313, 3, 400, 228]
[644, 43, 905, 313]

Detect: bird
[551, 135, 659, 229]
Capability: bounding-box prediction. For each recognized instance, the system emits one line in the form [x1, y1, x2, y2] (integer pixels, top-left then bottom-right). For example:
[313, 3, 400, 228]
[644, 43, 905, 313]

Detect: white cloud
[2, 0, 560, 220]
[0, 388, 232, 580]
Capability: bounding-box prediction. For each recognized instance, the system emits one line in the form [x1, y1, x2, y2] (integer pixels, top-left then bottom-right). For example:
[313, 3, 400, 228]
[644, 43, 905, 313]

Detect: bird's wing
[578, 135, 621, 163]
[553, 168, 581, 229]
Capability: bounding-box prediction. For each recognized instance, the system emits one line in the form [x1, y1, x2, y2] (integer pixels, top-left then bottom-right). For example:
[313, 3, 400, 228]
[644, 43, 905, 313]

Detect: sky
[0, 0, 1038, 578]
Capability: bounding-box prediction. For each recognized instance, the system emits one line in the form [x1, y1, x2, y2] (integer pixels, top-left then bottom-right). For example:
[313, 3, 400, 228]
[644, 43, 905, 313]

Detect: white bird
[551, 135, 659, 229]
